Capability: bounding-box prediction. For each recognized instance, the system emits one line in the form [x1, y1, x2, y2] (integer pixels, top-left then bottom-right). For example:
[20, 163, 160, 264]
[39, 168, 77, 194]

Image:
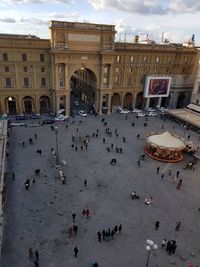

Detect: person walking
[176, 170, 180, 178]
[74, 246, 78, 257]
[84, 179, 87, 187]
[155, 221, 160, 230]
[73, 225, 78, 236]
[34, 260, 39, 267]
[34, 134, 37, 139]
[82, 209, 86, 217]
[28, 248, 33, 259]
[102, 230, 106, 240]
[72, 213, 76, 223]
[137, 159, 140, 167]
[161, 173, 164, 180]
[35, 250, 39, 261]
[97, 231, 101, 242]
[119, 224, 122, 234]
[175, 221, 181, 231]
[156, 166, 160, 174]
[103, 138, 105, 144]
[86, 209, 90, 219]
[176, 179, 182, 190]
[161, 238, 167, 249]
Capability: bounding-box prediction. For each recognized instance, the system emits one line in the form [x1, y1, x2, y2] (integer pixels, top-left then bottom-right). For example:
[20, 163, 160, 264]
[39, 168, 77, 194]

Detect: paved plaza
[1, 113, 200, 267]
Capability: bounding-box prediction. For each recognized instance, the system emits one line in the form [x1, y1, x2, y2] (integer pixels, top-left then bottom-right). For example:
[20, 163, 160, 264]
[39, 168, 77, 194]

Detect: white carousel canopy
[147, 131, 186, 149]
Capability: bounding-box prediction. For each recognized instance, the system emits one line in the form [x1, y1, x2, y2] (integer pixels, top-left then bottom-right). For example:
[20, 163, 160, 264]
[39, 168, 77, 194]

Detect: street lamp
[145, 239, 158, 267]
[54, 126, 60, 166]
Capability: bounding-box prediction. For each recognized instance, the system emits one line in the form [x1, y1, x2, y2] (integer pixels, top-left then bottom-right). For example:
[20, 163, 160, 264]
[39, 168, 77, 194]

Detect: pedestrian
[74, 246, 78, 257]
[25, 179, 30, 190]
[97, 231, 101, 242]
[35, 250, 39, 261]
[114, 225, 118, 234]
[29, 138, 33, 144]
[34, 260, 39, 267]
[161, 173, 164, 180]
[169, 168, 172, 176]
[175, 221, 181, 231]
[22, 141, 25, 147]
[136, 134, 140, 138]
[93, 262, 99, 267]
[155, 221, 160, 230]
[34, 134, 37, 139]
[86, 209, 90, 219]
[73, 224, 78, 236]
[12, 172, 15, 181]
[28, 248, 33, 259]
[65, 124, 68, 130]
[176, 170, 180, 178]
[102, 230, 106, 240]
[131, 122, 135, 127]
[137, 159, 140, 167]
[103, 138, 105, 144]
[111, 229, 115, 239]
[188, 134, 190, 140]
[156, 166, 160, 174]
[82, 209, 86, 217]
[119, 224, 122, 234]
[122, 137, 126, 143]
[161, 238, 167, 249]
[72, 213, 76, 223]
[176, 179, 182, 190]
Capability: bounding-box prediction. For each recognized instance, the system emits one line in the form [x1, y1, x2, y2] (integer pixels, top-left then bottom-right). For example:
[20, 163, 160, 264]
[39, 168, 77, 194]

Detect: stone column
[55, 64, 59, 90]
[65, 64, 69, 90]
[34, 96, 40, 114]
[145, 98, 150, 109]
[120, 93, 124, 107]
[132, 92, 137, 108]
[0, 98, 5, 114]
[109, 65, 113, 88]
[157, 97, 162, 107]
[65, 95, 70, 116]
[56, 95, 60, 113]
[107, 94, 112, 114]
[99, 93, 103, 115]
[18, 96, 23, 114]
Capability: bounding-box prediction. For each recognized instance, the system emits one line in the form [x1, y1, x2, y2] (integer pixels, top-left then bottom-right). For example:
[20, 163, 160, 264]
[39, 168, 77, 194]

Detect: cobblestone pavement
[1, 113, 200, 267]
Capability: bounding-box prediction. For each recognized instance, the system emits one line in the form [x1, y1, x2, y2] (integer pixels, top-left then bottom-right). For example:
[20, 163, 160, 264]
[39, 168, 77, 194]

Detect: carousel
[145, 131, 186, 162]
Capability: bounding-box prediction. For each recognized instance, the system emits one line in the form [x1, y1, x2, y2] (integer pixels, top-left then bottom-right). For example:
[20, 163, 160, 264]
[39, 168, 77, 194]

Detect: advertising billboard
[144, 76, 171, 98]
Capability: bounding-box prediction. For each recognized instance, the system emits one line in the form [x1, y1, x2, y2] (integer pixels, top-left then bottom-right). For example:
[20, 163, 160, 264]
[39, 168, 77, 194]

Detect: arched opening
[6, 96, 17, 114]
[176, 93, 186, 108]
[111, 93, 120, 109]
[123, 93, 133, 109]
[149, 97, 157, 108]
[23, 96, 34, 114]
[40, 96, 50, 114]
[70, 68, 97, 114]
[135, 92, 143, 109]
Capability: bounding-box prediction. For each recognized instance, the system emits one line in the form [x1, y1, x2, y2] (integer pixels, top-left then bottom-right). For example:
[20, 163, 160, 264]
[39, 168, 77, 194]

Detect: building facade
[0, 21, 199, 115]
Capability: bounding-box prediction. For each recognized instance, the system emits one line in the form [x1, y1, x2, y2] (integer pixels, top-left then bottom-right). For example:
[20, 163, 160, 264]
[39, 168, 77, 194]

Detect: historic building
[0, 21, 199, 115]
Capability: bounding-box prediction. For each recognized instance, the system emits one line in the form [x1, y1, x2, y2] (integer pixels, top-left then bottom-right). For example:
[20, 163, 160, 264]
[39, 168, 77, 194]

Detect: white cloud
[88, 0, 200, 14]
[0, 17, 17, 23]
[2, 0, 73, 4]
[48, 12, 80, 19]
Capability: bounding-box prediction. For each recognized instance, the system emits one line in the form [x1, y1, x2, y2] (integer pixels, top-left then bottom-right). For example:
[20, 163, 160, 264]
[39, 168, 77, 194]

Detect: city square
[1, 113, 200, 267]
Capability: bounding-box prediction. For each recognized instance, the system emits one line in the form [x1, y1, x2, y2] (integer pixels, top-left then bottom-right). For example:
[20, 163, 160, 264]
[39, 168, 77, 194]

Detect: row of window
[2, 52, 45, 62]
[5, 77, 47, 87]
[115, 55, 190, 64]
[4, 66, 46, 73]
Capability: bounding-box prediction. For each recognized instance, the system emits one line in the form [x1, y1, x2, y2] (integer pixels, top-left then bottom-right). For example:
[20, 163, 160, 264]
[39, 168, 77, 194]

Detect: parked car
[16, 115, 26, 120]
[30, 114, 41, 119]
[132, 108, 142, 113]
[74, 101, 79, 106]
[137, 112, 146, 117]
[78, 110, 87, 117]
[55, 114, 69, 121]
[41, 119, 55, 125]
[10, 122, 24, 127]
[147, 112, 158, 116]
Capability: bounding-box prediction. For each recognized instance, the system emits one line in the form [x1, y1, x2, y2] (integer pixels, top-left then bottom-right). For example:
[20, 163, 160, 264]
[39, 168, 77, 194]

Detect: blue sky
[0, 0, 200, 44]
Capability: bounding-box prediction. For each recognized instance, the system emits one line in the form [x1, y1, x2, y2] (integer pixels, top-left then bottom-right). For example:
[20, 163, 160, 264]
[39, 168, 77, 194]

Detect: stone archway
[6, 96, 17, 114]
[23, 96, 34, 114]
[40, 96, 50, 114]
[69, 67, 97, 114]
[123, 93, 133, 109]
[176, 92, 186, 108]
[111, 93, 120, 109]
[135, 92, 144, 109]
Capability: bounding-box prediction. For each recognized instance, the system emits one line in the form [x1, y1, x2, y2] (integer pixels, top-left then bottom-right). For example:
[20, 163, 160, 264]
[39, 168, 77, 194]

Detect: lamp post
[145, 239, 158, 267]
[54, 126, 60, 166]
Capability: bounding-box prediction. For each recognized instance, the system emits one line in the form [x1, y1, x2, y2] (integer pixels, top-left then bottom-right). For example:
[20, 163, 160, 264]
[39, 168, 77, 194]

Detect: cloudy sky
[0, 0, 200, 44]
